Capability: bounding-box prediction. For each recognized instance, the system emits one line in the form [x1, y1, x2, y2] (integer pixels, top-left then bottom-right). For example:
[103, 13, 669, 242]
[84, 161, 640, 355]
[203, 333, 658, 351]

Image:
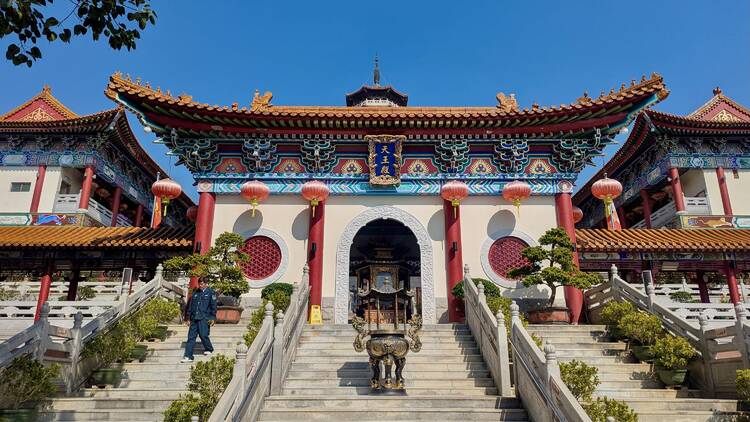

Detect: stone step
[109, 379, 190, 389]
[580, 362, 653, 374]
[527, 334, 610, 343]
[27, 409, 165, 421]
[285, 370, 491, 380]
[293, 355, 485, 363]
[594, 389, 705, 399]
[44, 397, 173, 411]
[305, 324, 467, 331]
[525, 324, 606, 331]
[261, 395, 520, 409]
[300, 332, 472, 339]
[281, 386, 499, 396]
[257, 408, 528, 421]
[294, 349, 481, 357]
[622, 398, 737, 412]
[633, 410, 738, 422]
[296, 343, 478, 352]
[298, 336, 476, 343]
[557, 355, 634, 364]
[597, 379, 662, 389]
[553, 348, 627, 358]
[543, 342, 627, 351]
[290, 362, 490, 371]
[137, 348, 240, 357]
[143, 340, 241, 350]
[74, 388, 185, 399]
[282, 378, 495, 388]
[118, 370, 190, 381]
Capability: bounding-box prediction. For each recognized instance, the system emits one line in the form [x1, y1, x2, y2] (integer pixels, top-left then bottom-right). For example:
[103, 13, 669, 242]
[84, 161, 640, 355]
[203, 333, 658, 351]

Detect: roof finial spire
[373, 54, 381, 87]
[713, 86, 722, 96]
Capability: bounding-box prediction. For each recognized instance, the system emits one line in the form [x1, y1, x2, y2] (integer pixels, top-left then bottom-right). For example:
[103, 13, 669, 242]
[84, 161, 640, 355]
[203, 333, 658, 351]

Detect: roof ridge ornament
[251, 89, 273, 111]
[373, 55, 381, 87]
[496, 92, 519, 113]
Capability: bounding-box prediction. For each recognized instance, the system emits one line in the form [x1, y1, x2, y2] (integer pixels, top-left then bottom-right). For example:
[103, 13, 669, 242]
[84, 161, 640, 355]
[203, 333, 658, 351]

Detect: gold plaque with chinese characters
[367, 135, 404, 185]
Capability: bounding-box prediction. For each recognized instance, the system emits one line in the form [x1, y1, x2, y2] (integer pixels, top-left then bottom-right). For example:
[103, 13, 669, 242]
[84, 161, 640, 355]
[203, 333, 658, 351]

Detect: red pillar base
[726, 263, 741, 304]
[564, 286, 584, 325]
[696, 272, 710, 303]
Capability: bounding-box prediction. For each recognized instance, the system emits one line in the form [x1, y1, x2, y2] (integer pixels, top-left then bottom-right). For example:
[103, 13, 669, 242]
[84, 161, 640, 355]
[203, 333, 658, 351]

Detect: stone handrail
[0, 265, 183, 392]
[461, 264, 511, 396]
[509, 303, 591, 422]
[209, 266, 311, 422]
[1, 281, 126, 298]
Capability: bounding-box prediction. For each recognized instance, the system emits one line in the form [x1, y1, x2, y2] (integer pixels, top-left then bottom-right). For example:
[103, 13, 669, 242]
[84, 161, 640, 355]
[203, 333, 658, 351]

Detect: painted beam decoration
[367, 135, 404, 185]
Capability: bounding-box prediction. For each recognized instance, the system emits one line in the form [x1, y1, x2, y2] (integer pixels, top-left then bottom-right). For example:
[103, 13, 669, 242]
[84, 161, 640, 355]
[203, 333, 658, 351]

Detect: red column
[110, 186, 122, 227]
[725, 262, 741, 304]
[616, 206, 628, 229]
[716, 167, 733, 216]
[669, 167, 686, 213]
[307, 200, 325, 312]
[443, 200, 464, 323]
[555, 192, 583, 324]
[134, 204, 144, 227]
[34, 260, 54, 321]
[29, 165, 47, 213]
[696, 271, 710, 304]
[78, 166, 94, 211]
[640, 189, 653, 228]
[191, 192, 216, 289]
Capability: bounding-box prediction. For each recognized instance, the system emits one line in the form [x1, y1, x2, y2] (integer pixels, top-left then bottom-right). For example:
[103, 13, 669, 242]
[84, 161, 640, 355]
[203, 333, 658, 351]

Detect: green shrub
[0, 287, 20, 301]
[737, 369, 750, 403]
[143, 299, 181, 324]
[584, 397, 639, 422]
[452, 278, 501, 300]
[619, 311, 664, 346]
[669, 291, 694, 303]
[599, 300, 635, 339]
[0, 356, 60, 410]
[266, 290, 290, 315]
[163, 393, 212, 422]
[163, 354, 234, 422]
[261, 283, 293, 300]
[82, 326, 135, 366]
[76, 285, 96, 301]
[651, 335, 696, 370]
[560, 360, 600, 402]
[243, 289, 292, 347]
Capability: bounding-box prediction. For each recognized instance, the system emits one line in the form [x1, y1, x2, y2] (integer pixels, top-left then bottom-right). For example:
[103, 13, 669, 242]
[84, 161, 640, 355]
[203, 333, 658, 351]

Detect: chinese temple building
[574, 88, 750, 303]
[106, 70, 669, 324]
[0, 85, 194, 229]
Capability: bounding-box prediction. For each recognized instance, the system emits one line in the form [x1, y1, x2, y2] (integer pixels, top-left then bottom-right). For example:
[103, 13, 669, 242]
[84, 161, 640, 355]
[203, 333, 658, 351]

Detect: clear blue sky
[2, 0, 748, 201]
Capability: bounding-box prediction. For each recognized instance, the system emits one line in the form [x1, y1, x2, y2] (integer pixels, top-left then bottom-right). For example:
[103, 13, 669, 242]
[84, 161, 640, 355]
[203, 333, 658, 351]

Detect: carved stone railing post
[544, 341, 560, 389]
[643, 270, 656, 311]
[509, 301, 521, 398]
[234, 343, 248, 394]
[269, 304, 283, 394]
[495, 309, 511, 395]
[66, 312, 84, 393]
[477, 282, 486, 305]
[735, 304, 750, 369]
[610, 264, 621, 300]
[697, 311, 716, 396]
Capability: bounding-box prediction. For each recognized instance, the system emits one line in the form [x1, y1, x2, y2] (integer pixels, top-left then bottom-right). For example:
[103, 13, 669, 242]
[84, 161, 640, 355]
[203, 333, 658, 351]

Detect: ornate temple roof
[576, 228, 750, 253]
[574, 88, 750, 206]
[0, 85, 78, 122]
[106, 72, 669, 138]
[0, 226, 193, 249]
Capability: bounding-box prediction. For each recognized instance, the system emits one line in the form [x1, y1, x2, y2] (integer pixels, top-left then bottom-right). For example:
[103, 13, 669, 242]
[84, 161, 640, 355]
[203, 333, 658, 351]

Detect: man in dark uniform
[181, 277, 217, 363]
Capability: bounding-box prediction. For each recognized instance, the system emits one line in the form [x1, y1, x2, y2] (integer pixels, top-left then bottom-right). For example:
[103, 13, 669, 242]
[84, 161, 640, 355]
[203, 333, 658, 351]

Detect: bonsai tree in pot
[507, 228, 600, 323]
[651, 335, 696, 387]
[164, 232, 250, 324]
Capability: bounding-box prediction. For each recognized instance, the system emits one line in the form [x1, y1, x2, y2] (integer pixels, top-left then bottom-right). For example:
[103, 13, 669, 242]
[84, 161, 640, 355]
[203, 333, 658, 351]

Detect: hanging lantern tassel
[250, 198, 259, 217]
[310, 199, 320, 217]
[513, 198, 522, 217]
[162, 197, 170, 216]
[592, 174, 623, 231]
[451, 199, 460, 218]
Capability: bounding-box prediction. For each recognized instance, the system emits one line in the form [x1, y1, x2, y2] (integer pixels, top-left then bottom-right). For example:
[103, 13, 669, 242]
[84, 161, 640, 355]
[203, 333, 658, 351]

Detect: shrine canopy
[574, 88, 750, 228]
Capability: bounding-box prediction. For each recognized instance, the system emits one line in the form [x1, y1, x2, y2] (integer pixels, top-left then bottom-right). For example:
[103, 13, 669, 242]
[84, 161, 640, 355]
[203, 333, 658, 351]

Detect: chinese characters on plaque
[366, 135, 404, 185]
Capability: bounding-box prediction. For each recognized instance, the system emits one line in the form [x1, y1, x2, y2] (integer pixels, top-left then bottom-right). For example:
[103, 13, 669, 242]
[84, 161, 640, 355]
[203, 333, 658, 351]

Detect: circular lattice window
[239, 236, 282, 280]
[488, 236, 529, 279]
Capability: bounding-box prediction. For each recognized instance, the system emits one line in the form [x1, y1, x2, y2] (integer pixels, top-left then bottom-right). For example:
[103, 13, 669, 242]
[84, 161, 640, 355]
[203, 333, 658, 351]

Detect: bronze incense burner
[352, 274, 422, 393]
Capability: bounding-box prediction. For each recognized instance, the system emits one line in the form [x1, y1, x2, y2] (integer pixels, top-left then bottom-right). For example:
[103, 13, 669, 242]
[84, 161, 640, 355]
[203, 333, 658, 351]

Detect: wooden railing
[462, 264, 511, 396]
[0, 265, 185, 392]
[509, 302, 591, 422]
[585, 264, 750, 396]
[209, 266, 310, 422]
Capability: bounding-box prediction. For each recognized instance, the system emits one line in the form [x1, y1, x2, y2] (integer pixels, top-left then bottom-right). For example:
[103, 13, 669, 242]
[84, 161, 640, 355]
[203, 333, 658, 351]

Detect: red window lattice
[239, 236, 281, 280]
[488, 236, 529, 278]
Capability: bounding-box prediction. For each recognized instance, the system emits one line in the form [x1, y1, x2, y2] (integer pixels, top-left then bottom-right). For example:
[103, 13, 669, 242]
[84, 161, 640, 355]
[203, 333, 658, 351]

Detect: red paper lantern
[591, 175, 623, 205]
[186, 206, 198, 222]
[440, 180, 469, 218]
[151, 178, 182, 216]
[502, 180, 532, 216]
[240, 180, 270, 217]
[572, 206, 584, 224]
[301, 180, 330, 217]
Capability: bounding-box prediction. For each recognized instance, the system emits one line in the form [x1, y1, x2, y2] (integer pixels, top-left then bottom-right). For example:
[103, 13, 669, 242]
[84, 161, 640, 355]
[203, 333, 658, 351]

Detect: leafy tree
[507, 228, 600, 308]
[164, 232, 250, 298]
[1, 0, 156, 67]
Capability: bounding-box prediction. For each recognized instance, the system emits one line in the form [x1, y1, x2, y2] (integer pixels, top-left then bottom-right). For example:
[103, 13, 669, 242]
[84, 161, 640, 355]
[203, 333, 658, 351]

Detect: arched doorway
[348, 219, 421, 322]
[334, 206, 435, 324]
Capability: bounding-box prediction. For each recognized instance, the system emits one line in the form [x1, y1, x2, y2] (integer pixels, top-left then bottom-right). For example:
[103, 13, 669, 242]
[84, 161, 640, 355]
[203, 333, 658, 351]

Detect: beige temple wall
[0, 166, 61, 213]
[703, 168, 750, 216]
[681, 169, 709, 199]
[212, 193, 562, 322]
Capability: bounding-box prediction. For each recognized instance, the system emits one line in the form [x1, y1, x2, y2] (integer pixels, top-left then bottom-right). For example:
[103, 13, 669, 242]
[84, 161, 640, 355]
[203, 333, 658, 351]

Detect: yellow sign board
[309, 305, 322, 324]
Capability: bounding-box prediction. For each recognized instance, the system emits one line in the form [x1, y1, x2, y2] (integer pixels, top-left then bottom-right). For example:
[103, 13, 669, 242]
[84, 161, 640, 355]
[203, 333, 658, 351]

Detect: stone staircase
[32, 319, 248, 421]
[527, 324, 738, 422]
[256, 323, 528, 421]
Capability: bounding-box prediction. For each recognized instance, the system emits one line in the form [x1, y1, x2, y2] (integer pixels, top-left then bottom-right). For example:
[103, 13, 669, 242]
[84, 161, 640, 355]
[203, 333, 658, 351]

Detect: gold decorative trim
[367, 135, 404, 185]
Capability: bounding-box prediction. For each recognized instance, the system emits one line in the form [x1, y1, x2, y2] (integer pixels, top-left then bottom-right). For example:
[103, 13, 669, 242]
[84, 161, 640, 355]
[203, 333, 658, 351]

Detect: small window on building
[10, 182, 31, 192]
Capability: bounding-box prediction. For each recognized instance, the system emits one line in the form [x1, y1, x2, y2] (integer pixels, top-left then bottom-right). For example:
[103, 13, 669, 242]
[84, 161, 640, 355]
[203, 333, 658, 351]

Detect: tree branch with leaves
[1, 0, 156, 67]
[507, 228, 600, 308]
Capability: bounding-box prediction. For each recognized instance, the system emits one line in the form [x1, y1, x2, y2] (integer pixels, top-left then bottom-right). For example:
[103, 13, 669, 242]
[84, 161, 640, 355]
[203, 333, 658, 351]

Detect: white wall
[703, 168, 750, 216]
[681, 169, 708, 198]
[0, 166, 61, 213]
[211, 193, 562, 319]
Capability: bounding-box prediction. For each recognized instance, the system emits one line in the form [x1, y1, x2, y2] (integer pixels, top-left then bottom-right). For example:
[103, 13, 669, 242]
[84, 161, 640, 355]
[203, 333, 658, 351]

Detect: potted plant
[736, 369, 750, 411]
[508, 228, 600, 324]
[560, 359, 600, 402]
[619, 310, 664, 362]
[165, 232, 250, 324]
[599, 300, 636, 340]
[0, 356, 59, 420]
[82, 326, 134, 388]
[669, 290, 695, 303]
[583, 397, 639, 422]
[651, 335, 696, 387]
